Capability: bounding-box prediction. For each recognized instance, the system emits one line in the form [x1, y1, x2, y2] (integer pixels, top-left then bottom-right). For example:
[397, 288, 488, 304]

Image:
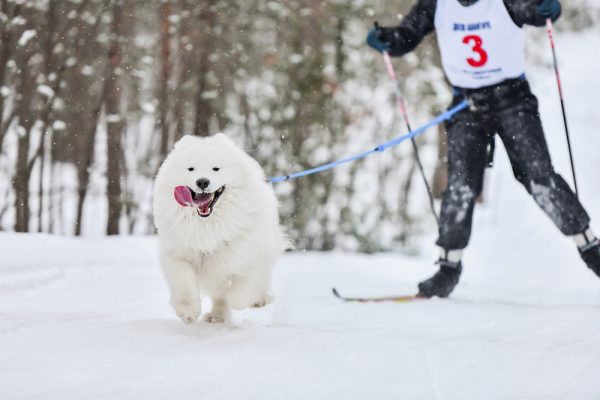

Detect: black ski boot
[579, 239, 600, 278]
[418, 259, 462, 298]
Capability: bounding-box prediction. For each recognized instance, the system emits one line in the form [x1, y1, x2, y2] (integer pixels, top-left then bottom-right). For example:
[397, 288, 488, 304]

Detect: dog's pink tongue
[174, 186, 194, 206]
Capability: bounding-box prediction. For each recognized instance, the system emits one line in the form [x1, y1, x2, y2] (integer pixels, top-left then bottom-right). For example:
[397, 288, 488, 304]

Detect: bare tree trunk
[0, 0, 12, 152]
[12, 55, 36, 232]
[13, 129, 32, 232]
[74, 100, 103, 236]
[193, 55, 212, 137]
[36, 131, 47, 233]
[193, 1, 216, 137]
[48, 151, 56, 233]
[105, 0, 124, 235]
[158, 1, 172, 156]
[173, 3, 192, 143]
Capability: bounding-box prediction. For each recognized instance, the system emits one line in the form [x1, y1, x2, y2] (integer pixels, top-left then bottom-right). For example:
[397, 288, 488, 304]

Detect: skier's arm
[504, 0, 561, 27]
[367, 0, 436, 57]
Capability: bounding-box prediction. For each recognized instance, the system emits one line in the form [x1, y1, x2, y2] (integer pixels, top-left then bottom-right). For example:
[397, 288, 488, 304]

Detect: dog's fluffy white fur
[153, 133, 288, 323]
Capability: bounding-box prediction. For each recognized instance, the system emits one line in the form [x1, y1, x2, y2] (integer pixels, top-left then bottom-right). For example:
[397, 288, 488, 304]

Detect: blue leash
[268, 99, 469, 184]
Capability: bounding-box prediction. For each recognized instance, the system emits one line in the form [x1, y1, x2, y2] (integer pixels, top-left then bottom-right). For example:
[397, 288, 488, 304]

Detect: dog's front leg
[203, 297, 230, 323]
[163, 258, 200, 323]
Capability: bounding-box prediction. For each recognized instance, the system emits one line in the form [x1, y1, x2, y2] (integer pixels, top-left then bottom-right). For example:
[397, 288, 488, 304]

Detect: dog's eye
[212, 167, 220, 172]
[188, 167, 194, 171]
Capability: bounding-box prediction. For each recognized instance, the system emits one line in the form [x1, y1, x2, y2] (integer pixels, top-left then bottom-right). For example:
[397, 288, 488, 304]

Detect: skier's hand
[366, 26, 395, 53]
[537, 0, 561, 21]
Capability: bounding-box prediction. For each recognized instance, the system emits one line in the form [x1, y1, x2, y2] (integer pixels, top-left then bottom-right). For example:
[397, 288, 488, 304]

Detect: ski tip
[331, 287, 342, 299]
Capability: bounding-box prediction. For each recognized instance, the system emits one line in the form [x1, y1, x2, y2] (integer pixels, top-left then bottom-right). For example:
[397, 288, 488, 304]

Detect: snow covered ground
[1, 28, 599, 400]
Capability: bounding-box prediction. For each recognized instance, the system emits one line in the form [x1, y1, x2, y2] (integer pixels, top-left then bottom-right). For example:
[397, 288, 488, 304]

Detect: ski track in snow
[1, 29, 600, 400]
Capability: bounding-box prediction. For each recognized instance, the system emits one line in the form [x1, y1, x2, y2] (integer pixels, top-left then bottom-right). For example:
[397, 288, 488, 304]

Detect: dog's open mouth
[174, 185, 225, 217]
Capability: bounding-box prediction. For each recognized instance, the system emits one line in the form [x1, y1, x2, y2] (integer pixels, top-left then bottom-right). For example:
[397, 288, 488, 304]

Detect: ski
[331, 287, 426, 303]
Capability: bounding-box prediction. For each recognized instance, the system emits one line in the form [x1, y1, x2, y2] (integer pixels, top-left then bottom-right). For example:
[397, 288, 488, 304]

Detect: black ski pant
[436, 77, 590, 251]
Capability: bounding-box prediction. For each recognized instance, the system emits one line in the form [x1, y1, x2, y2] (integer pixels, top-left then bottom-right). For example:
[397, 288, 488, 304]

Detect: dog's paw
[251, 293, 274, 308]
[173, 302, 200, 324]
[203, 312, 226, 323]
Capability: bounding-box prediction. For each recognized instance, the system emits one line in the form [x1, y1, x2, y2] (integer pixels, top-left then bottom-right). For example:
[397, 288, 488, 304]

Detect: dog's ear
[213, 133, 236, 146]
[174, 135, 196, 149]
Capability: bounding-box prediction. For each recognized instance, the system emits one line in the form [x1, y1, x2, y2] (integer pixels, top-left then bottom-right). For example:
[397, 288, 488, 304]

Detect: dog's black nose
[196, 178, 210, 190]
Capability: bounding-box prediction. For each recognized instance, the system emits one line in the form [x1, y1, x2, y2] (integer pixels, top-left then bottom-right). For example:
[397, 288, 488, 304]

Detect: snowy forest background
[0, 0, 598, 252]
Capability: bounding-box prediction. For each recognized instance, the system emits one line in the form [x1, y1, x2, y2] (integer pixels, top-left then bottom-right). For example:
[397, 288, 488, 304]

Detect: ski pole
[374, 22, 440, 226]
[546, 18, 578, 197]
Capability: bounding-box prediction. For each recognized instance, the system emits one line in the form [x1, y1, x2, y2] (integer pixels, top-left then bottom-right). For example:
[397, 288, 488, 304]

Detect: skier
[367, 0, 600, 297]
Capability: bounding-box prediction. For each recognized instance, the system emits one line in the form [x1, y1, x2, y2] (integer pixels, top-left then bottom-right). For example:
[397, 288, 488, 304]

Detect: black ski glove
[537, 0, 561, 21]
[366, 25, 397, 54]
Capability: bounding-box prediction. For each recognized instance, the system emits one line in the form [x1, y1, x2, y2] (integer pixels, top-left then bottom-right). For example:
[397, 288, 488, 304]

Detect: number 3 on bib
[463, 35, 488, 67]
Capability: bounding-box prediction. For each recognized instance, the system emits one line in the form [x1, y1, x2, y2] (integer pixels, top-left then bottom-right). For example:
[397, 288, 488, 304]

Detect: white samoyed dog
[153, 133, 288, 323]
